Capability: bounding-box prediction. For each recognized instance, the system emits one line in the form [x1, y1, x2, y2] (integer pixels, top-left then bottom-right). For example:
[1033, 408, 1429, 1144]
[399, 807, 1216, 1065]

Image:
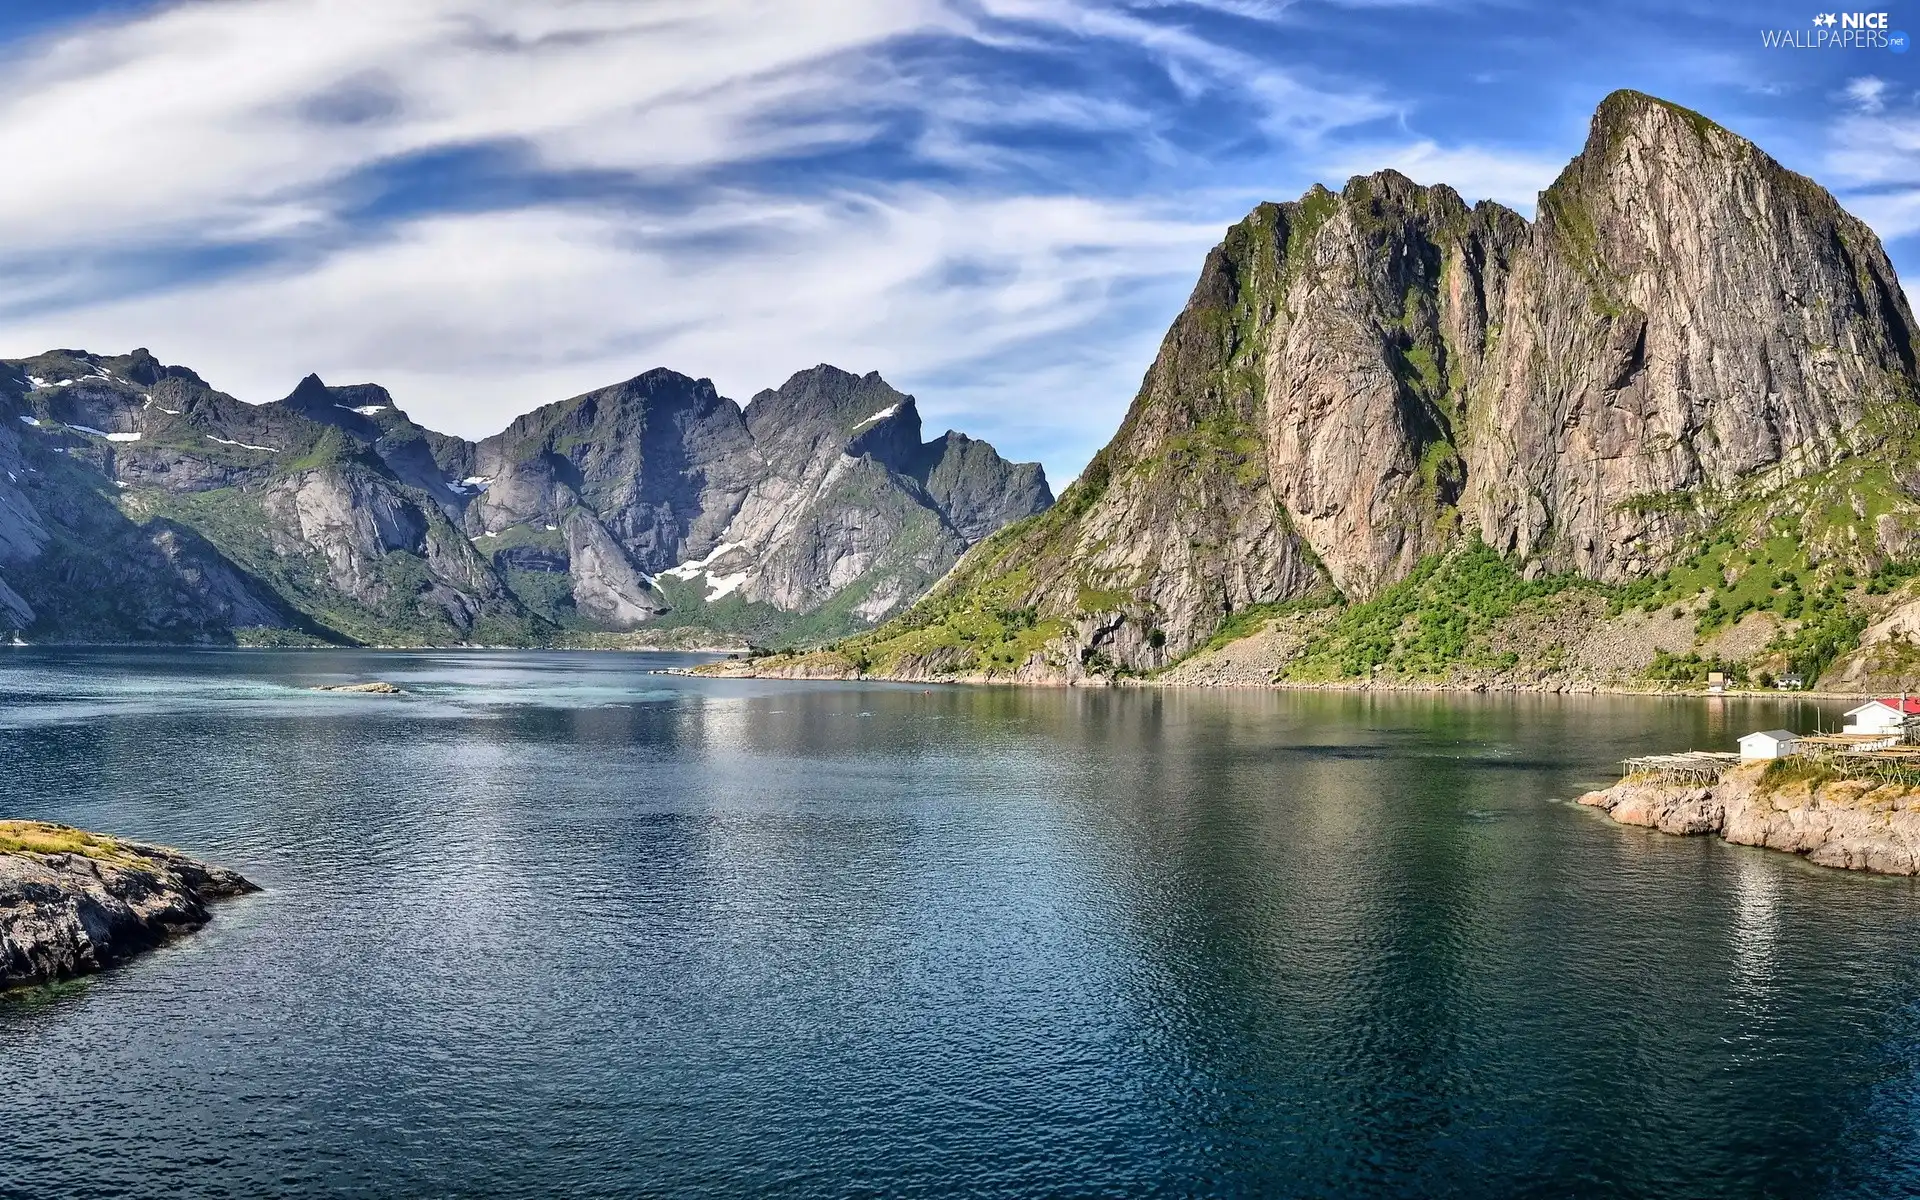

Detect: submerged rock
[312, 680, 405, 694]
[0, 821, 258, 991]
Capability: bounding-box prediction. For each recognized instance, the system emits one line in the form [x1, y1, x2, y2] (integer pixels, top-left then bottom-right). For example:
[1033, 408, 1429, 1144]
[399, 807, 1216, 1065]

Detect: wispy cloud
[0, 188, 1223, 472]
[1824, 83, 1920, 240]
[978, 0, 1395, 143]
[0, 0, 947, 256]
[1844, 74, 1889, 113]
[0, 0, 1409, 478]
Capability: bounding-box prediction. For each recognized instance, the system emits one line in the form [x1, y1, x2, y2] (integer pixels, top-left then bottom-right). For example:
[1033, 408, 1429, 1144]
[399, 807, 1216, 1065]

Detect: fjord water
[3, 652, 1918, 1197]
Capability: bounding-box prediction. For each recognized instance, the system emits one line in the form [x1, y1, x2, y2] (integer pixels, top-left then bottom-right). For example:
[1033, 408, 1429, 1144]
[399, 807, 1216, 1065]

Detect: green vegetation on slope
[1282, 539, 1588, 681]
[136, 483, 544, 647]
[808, 556, 1063, 677]
[0, 821, 148, 866]
[1186, 598, 1337, 661]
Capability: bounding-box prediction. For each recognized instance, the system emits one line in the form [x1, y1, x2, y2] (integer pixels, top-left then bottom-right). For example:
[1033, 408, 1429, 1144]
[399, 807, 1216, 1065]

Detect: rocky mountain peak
[279, 372, 333, 409]
[1583, 89, 1735, 159]
[502, 367, 723, 444]
[747, 364, 915, 431]
[114, 348, 166, 386]
[0, 338, 1050, 647]
[833, 88, 1920, 681]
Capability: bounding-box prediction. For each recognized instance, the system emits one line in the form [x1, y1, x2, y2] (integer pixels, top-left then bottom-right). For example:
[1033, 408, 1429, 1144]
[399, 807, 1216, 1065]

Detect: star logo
[1814, 12, 1838, 25]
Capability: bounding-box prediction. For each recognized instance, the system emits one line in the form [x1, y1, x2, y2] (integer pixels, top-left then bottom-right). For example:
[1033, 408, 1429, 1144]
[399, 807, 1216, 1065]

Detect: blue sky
[0, 0, 1912, 481]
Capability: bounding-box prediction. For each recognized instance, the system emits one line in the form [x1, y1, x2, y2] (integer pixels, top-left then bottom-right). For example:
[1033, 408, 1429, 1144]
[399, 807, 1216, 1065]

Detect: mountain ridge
[0, 352, 1051, 646]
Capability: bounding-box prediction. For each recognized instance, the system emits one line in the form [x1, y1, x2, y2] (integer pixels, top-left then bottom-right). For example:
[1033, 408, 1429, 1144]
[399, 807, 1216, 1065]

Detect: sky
[0, 0, 1914, 483]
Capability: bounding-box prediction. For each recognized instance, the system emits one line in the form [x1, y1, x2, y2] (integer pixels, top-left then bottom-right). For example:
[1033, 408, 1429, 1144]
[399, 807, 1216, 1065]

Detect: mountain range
[0, 356, 1051, 646]
[745, 90, 1920, 691]
[18, 87, 1920, 692]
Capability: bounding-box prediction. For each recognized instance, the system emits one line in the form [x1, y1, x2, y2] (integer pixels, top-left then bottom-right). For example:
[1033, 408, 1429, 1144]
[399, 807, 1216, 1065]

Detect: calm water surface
[1, 649, 1917, 1198]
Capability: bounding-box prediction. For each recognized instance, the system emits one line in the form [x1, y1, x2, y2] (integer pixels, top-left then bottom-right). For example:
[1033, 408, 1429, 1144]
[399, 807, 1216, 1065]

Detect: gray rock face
[0, 349, 1048, 644]
[458, 363, 1051, 631]
[700, 366, 1049, 620]
[1470, 93, 1915, 580]
[468, 368, 760, 563]
[263, 467, 428, 601]
[269, 374, 473, 509]
[0, 826, 258, 990]
[909, 90, 1920, 675]
[564, 511, 669, 626]
[916, 432, 1052, 544]
[0, 408, 48, 627]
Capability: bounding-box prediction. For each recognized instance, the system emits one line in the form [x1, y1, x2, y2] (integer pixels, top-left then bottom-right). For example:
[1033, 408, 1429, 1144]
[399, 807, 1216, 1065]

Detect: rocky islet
[0, 822, 257, 991]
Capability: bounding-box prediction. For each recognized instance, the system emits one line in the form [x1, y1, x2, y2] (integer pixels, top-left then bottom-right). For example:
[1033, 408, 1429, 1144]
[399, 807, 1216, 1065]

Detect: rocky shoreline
[695, 656, 1874, 699]
[0, 822, 258, 991]
[1577, 762, 1920, 875]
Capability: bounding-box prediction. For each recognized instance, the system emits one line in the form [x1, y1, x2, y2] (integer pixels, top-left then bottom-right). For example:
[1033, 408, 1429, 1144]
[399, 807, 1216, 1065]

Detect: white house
[1738, 730, 1800, 760]
[1842, 697, 1920, 735]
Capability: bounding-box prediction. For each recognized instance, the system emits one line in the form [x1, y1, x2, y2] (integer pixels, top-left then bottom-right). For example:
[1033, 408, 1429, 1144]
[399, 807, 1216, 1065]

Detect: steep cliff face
[0, 350, 1048, 645]
[456, 363, 1052, 634]
[469, 369, 760, 565]
[0, 352, 308, 641]
[1472, 92, 1917, 579]
[0, 411, 46, 627]
[917, 431, 1052, 543]
[270, 374, 475, 511]
[840, 90, 1920, 680]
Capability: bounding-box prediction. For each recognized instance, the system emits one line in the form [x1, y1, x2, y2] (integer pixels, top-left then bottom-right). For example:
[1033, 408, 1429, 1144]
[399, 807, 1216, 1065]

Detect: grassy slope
[745, 458, 1920, 687]
[0, 821, 155, 866]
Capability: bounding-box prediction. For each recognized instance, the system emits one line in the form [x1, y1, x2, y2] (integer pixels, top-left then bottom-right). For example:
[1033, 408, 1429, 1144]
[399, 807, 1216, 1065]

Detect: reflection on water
[1, 648, 1919, 1197]
[1730, 851, 1782, 1001]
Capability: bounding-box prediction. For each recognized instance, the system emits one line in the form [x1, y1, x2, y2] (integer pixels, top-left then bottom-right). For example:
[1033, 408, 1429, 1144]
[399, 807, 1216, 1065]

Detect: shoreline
[1577, 762, 1920, 875]
[692, 658, 1868, 698]
[1, 640, 750, 655]
[0, 823, 259, 992]
[0, 643, 1879, 700]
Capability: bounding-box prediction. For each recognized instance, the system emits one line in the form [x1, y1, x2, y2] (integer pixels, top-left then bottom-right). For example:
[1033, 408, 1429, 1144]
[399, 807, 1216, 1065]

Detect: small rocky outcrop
[1577, 762, 1920, 874]
[0, 822, 258, 990]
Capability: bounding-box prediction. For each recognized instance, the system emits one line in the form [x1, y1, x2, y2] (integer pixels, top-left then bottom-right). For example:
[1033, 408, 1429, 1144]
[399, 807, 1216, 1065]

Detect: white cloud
[1836, 189, 1920, 242]
[0, 188, 1225, 469]
[976, 0, 1394, 143]
[1823, 102, 1920, 242]
[1845, 75, 1890, 114]
[0, 0, 1387, 261]
[1316, 140, 1563, 212]
[0, 0, 952, 257]
[0, 0, 1421, 478]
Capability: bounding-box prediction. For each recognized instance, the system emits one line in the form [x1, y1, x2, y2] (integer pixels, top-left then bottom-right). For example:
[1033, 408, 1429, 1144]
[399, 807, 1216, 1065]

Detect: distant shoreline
[693, 657, 1868, 699]
[0, 641, 748, 655]
[0, 644, 1880, 699]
